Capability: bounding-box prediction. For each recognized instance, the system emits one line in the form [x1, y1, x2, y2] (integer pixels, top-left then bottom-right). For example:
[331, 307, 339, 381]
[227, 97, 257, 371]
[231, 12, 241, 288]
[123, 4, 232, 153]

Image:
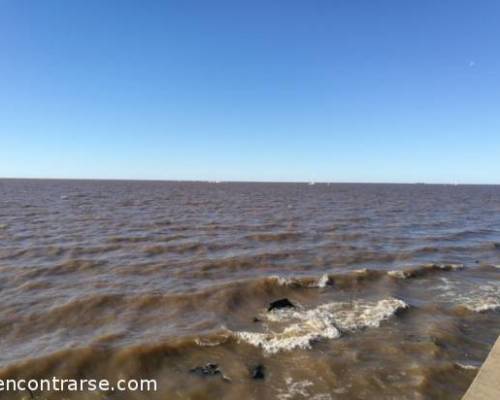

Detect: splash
[235, 298, 407, 354]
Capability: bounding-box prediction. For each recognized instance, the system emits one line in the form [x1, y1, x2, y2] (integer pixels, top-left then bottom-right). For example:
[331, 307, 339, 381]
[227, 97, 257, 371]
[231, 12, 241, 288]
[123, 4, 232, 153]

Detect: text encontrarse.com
[0, 378, 157, 392]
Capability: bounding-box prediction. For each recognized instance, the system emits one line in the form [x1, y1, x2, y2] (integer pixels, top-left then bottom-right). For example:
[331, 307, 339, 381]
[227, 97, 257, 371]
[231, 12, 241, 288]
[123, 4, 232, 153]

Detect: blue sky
[1, 0, 499, 183]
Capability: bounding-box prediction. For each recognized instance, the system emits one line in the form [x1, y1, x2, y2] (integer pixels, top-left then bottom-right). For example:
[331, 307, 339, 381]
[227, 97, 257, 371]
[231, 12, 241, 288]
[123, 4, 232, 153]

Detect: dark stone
[253, 317, 261, 323]
[190, 363, 231, 382]
[190, 363, 221, 377]
[251, 364, 265, 379]
[268, 298, 295, 311]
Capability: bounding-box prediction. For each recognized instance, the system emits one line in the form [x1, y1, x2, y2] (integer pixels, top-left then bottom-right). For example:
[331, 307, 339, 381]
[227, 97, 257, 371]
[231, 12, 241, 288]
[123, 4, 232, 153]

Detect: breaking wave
[235, 298, 408, 354]
[387, 263, 464, 279]
[268, 263, 465, 290]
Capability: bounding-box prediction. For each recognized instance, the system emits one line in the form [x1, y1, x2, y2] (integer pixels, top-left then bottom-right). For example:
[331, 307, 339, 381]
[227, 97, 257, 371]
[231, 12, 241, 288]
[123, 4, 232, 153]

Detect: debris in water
[268, 298, 295, 312]
[251, 364, 265, 379]
[189, 363, 231, 382]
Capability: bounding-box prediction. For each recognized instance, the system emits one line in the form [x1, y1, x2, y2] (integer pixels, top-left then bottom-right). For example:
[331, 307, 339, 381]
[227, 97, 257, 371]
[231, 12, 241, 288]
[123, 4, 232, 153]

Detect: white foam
[459, 284, 500, 312]
[277, 378, 313, 400]
[436, 263, 464, 270]
[269, 273, 330, 288]
[195, 336, 229, 347]
[388, 263, 464, 280]
[421, 263, 464, 271]
[330, 298, 408, 331]
[235, 298, 407, 354]
[456, 362, 479, 370]
[353, 268, 368, 274]
[236, 314, 341, 354]
[436, 277, 452, 291]
[463, 298, 500, 312]
[388, 270, 409, 279]
[270, 275, 299, 287]
[276, 377, 332, 400]
[317, 273, 330, 288]
[438, 281, 500, 312]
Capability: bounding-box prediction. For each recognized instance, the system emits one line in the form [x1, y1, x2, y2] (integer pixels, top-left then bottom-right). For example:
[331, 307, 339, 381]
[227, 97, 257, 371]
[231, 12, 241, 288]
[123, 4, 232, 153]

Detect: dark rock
[253, 317, 261, 323]
[251, 364, 265, 379]
[268, 298, 295, 311]
[190, 363, 221, 377]
[190, 363, 231, 382]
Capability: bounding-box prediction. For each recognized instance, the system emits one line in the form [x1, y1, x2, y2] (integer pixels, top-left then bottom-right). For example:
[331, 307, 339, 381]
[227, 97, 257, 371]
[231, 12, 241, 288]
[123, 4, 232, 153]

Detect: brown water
[0, 179, 499, 400]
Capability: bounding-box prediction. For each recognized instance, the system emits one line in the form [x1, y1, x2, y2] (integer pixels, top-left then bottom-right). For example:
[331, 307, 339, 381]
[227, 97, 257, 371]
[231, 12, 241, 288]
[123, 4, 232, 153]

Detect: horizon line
[1, 176, 499, 186]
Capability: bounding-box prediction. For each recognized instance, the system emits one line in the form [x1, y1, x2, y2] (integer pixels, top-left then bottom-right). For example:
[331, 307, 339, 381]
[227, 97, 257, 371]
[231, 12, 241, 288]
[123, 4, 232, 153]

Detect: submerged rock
[189, 363, 231, 381]
[190, 363, 220, 376]
[251, 364, 265, 379]
[268, 298, 295, 311]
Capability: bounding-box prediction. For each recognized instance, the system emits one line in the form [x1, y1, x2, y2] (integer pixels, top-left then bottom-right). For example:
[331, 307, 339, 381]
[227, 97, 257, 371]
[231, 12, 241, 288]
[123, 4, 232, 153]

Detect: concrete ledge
[462, 336, 500, 400]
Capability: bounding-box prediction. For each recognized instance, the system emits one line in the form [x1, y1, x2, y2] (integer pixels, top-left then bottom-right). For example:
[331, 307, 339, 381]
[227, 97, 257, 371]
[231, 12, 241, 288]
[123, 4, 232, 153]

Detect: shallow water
[0, 179, 499, 399]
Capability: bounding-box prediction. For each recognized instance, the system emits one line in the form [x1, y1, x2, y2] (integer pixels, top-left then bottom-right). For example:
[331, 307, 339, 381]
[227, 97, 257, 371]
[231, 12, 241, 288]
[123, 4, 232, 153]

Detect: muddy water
[0, 180, 499, 399]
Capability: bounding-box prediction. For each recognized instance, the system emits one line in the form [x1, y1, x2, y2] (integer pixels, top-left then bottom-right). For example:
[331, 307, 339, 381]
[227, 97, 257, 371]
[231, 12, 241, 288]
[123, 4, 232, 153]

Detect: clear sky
[1, 0, 499, 183]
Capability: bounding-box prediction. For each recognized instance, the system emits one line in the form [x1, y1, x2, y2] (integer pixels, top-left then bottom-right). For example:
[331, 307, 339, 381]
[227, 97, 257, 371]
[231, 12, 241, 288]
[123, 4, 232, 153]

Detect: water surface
[0, 180, 499, 399]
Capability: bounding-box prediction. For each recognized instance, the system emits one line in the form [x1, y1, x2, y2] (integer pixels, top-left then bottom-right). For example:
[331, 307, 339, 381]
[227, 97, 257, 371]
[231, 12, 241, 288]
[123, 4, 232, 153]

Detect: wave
[0, 244, 123, 261]
[51, 259, 109, 274]
[69, 244, 121, 256]
[0, 334, 203, 379]
[144, 242, 232, 256]
[269, 263, 465, 290]
[246, 231, 304, 242]
[267, 268, 387, 290]
[0, 245, 67, 261]
[387, 263, 463, 279]
[107, 234, 188, 244]
[234, 298, 408, 354]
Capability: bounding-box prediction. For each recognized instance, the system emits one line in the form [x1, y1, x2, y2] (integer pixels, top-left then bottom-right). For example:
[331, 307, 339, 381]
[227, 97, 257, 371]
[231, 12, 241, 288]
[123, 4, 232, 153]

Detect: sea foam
[276, 378, 333, 400]
[439, 281, 500, 312]
[235, 298, 407, 354]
